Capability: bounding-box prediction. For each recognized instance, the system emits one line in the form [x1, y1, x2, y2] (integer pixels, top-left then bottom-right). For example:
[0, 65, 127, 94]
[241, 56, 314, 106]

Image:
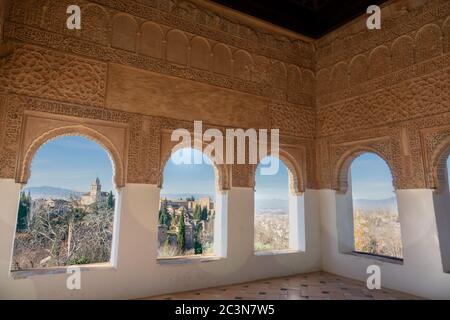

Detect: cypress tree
[194, 224, 203, 254]
[194, 204, 201, 221]
[16, 191, 30, 231]
[107, 191, 115, 209]
[177, 210, 185, 252]
[158, 209, 164, 225]
[159, 207, 171, 228]
[201, 206, 208, 221]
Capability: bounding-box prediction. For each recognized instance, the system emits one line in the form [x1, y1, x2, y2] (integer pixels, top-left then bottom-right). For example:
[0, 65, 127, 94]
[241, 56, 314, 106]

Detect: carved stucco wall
[0, 0, 448, 193]
[315, 0, 450, 192]
[0, 0, 316, 190]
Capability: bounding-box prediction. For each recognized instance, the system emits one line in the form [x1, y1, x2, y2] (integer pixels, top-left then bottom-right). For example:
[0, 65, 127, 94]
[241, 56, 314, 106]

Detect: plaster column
[226, 187, 254, 260]
[432, 185, 450, 272]
[288, 193, 305, 251]
[396, 189, 443, 273]
[335, 187, 354, 254]
[115, 184, 159, 269]
[0, 179, 21, 278]
[214, 190, 228, 257]
[319, 189, 339, 269]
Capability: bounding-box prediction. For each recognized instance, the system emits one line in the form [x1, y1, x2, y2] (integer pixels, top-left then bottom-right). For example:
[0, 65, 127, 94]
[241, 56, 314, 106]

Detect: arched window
[350, 153, 403, 259]
[254, 156, 304, 253]
[158, 148, 226, 258]
[12, 136, 118, 271]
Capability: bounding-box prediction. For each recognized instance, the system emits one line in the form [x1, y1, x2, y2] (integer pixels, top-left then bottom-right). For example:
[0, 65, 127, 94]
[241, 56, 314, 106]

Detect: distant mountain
[24, 186, 84, 200]
[160, 193, 215, 201]
[354, 197, 398, 213]
[255, 198, 288, 215]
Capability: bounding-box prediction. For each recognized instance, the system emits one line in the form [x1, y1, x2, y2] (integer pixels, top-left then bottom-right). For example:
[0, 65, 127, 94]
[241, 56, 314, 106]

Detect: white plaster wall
[0, 180, 321, 299]
[320, 188, 450, 299]
[433, 185, 450, 272]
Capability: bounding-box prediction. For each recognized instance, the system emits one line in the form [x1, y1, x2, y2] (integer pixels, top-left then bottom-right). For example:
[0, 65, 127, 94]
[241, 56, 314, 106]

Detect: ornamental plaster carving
[0, 0, 449, 194]
[421, 126, 450, 192]
[331, 137, 395, 194]
[0, 44, 107, 108]
[15, 112, 129, 189]
[158, 130, 231, 191]
[4, 0, 316, 108]
[4, 23, 314, 108]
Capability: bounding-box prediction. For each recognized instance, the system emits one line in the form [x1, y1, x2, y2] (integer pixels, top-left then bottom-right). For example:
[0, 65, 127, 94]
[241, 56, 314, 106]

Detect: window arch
[254, 156, 305, 253]
[158, 148, 227, 259]
[18, 125, 125, 189]
[11, 136, 119, 271]
[349, 153, 403, 259]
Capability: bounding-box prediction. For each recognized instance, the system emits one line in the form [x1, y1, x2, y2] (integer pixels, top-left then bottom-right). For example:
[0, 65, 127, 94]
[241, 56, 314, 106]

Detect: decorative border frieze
[330, 136, 395, 193]
[0, 93, 314, 188]
[317, 66, 449, 137]
[420, 125, 450, 191]
[316, 0, 449, 69]
[83, 0, 314, 66]
[4, 24, 314, 108]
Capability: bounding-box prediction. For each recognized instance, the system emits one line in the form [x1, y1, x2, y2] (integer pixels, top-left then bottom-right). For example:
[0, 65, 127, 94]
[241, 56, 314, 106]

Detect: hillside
[24, 186, 84, 200]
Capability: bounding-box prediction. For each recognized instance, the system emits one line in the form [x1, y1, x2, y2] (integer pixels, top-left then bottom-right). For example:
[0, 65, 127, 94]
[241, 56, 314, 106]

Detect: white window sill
[157, 255, 225, 265]
[10, 263, 115, 279]
[346, 251, 404, 265]
[254, 249, 302, 256]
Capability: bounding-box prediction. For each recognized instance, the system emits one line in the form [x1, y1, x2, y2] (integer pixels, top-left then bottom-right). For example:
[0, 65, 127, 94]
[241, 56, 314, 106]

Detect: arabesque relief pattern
[0, 44, 107, 107]
[315, 0, 450, 191]
[0, 0, 449, 192]
[5, 0, 314, 107]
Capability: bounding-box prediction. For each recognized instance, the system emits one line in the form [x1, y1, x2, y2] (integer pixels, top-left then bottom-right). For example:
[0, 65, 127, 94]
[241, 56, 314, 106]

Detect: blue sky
[350, 153, 395, 200]
[255, 156, 289, 200]
[27, 136, 114, 192]
[162, 148, 216, 196]
[27, 138, 448, 200]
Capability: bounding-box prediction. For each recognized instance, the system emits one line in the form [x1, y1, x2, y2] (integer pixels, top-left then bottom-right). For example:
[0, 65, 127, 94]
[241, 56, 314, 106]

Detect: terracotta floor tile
[145, 272, 421, 300]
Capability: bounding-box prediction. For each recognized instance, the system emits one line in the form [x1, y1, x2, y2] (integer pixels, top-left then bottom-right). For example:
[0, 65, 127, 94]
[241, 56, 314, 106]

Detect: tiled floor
[146, 272, 421, 300]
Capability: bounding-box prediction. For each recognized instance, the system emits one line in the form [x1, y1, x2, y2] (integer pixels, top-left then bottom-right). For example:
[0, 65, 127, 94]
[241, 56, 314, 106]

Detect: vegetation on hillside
[11, 194, 115, 270]
[354, 208, 403, 259]
[254, 214, 289, 251]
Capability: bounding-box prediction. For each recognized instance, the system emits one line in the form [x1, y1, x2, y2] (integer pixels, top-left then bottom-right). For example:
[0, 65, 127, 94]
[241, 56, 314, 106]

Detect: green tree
[159, 207, 171, 228]
[177, 210, 185, 252]
[193, 204, 201, 221]
[201, 206, 208, 221]
[16, 191, 31, 231]
[107, 191, 115, 209]
[194, 238, 203, 254]
[194, 223, 203, 254]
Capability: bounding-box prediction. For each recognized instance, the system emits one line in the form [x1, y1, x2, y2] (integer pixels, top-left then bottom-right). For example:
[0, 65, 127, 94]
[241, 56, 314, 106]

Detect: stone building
[193, 197, 214, 211]
[80, 177, 108, 206]
[0, 0, 449, 300]
[160, 196, 214, 212]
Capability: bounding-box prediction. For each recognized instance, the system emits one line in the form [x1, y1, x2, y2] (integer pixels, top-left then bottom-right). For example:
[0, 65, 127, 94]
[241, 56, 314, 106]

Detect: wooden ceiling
[211, 0, 388, 38]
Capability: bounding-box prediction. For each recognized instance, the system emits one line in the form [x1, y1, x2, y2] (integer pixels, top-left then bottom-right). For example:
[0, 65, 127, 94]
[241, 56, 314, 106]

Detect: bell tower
[90, 177, 102, 199]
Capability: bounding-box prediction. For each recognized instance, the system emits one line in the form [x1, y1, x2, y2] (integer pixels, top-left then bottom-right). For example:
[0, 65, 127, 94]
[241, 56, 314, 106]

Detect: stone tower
[90, 177, 101, 200]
